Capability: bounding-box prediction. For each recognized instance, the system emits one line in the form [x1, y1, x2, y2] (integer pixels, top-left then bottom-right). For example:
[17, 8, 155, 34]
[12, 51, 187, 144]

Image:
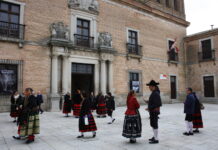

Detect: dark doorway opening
[170, 76, 177, 99]
[71, 63, 94, 94]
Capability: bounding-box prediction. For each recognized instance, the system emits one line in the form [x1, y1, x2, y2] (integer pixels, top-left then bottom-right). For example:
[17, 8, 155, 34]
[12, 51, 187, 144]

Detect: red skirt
[79, 113, 97, 132]
[73, 104, 81, 117]
[63, 102, 71, 114]
[97, 103, 107, 115]
[193, 112, 204, 128]
[10, 111, 19, 118]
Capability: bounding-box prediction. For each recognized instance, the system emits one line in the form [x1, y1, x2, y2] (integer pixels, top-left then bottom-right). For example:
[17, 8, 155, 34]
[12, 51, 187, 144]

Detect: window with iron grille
[129, 72, 140, 93]
[0, 64, 18, 95]
[127, 30, 140, 55]
[201, 39, 212, 60]
[203, 76, 215, 98]
[0, 1, 20, 38]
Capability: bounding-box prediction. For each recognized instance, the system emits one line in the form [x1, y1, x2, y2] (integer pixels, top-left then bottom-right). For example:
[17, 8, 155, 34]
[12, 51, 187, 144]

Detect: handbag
[84, 115, 89, 125]
[200, 103, 205, 110]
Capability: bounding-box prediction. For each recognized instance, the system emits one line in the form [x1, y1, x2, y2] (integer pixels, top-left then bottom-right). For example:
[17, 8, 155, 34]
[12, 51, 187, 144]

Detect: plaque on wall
[0, 64, 18, 95]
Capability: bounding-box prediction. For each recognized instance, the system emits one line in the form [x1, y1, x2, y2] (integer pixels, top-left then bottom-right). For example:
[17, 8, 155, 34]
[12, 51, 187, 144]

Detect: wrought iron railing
[126, 43, 142, 56]
[0, 21, 25, 40]
[74, 34, 94, 48]
[198, 50, 215, 62]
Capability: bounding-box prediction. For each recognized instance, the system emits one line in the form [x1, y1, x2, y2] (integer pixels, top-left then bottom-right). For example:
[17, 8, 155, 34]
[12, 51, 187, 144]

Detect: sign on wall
[160, 74, 167, 80]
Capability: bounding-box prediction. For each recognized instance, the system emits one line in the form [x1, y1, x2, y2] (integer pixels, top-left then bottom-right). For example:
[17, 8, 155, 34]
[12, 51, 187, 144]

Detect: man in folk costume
[96, 92, 107, 118]
[63, 92, 72, 117]
[77, 92, 97, 138]
[122, 90, 141, 143]
[72, 89, 83, 118]
[183, 88, 196, 136]
[192, 92, 204, 133]
[10, 91, 23, 123]
[105, 92, 115, 124]
[13, 88, 40, 144]
[146, 80, 162, 144]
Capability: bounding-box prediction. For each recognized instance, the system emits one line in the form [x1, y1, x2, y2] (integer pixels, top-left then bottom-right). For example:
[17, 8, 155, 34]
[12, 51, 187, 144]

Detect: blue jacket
[184, 94, 195, 114]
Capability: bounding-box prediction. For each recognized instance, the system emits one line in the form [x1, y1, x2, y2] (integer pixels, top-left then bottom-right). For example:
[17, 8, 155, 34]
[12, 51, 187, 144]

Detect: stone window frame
[126, 28, 140, 45]
[202, 74, 216, 98]
[169, 74, 178, 100]
[70, 9, 98, 46]
[0, 59, 23, 96]
[0, 0, 25, 25]
[167, 38, 179, 63]
[128, 70, 143, 95]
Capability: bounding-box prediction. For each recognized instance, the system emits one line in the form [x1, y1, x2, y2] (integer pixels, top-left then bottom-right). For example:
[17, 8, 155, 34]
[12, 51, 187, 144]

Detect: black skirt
[122, 110, 142, 138]
[79, 113, 97, 132]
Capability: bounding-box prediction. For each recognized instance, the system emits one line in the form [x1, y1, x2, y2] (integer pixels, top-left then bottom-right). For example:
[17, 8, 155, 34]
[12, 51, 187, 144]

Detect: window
[75, 18, 93, 47]
[72, 63, 93, 74]
[173, 0, 179, 11]
[129, 72, 140, 93]
[0, 64, 18, 95]
[127, 30, 142, 55]
[170, 76, 177, 99]
[203, 76, 215, 97]
[166, 0, 170, 8]
[0, 1, 21, 38]
[168, 40, 178, 61]
[201, 39, 213, 60]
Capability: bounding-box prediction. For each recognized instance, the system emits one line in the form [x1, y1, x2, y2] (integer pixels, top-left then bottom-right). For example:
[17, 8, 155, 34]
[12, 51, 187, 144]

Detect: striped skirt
[79, 113, 97, 133]
[18, 114, 40, 136]
[122, 112, 142, 139]
[193, 112, 203, 128]
[73, 104, 81, 117]
[63, 102, 71, 114]
[96, 103, 107, 115]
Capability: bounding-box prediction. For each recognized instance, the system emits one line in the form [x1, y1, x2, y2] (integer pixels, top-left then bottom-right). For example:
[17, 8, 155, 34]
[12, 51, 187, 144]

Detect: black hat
[146, 80, 159, 86]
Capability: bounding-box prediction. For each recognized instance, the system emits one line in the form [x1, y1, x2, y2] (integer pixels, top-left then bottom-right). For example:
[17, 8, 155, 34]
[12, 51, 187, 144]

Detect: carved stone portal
[68, 0, 99, 13]
[98, 32, 112, 48]
[50, 22, 69, 40]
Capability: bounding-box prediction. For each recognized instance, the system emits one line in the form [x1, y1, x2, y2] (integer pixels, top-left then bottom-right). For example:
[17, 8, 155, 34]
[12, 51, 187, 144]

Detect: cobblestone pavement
[0, 103, 217, 150]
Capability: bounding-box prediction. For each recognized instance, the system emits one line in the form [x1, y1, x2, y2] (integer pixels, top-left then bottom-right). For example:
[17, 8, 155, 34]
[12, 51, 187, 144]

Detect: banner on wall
[160, 74, 167, 80]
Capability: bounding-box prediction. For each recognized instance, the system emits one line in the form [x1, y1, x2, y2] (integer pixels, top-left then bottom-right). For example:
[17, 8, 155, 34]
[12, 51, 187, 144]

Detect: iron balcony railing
[198, 50, 215, 62]
[74, 34, 94, 48]
[0, 21, 25, 40]
[126, 43, 142, 56]
[168, 51, 179, 62]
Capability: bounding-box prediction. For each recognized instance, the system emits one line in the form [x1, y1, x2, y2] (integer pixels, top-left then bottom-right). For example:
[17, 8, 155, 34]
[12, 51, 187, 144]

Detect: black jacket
[106, 96, 115, 110]
[148, 90, 162, 111]
[184, 94, 195, 114]
[80, 98, 91, 116]
[73, 93, 82, 104]
[36, 94, 43, 105]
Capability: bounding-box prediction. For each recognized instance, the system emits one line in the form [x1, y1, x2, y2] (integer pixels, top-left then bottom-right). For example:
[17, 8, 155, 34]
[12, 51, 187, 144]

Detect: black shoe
[13, 120, 16, 123]
[149, 137, 155, 141]
[40, 111, 44, 114]
[25, 139, 34, 144]
[97, 116, 100, 118]
[193, 129, 199, 133]
[112, 119, 115, 123]
[77, 135, 84, 138]
[93, 132, 96, 138]
[108, 122, 112, 124]
[149, 140, 159, 144]
[189, 132, 194, 136]
[13, 136, 21, 140]
[183, 132, 190, 136]
[130, 139, 136, 143]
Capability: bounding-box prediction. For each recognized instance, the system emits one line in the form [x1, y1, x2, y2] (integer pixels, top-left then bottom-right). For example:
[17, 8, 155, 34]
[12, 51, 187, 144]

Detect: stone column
[108, 61, 114, 94]
[100, 60, 106, 94]
[94, 63, 100, 96]
[51, 54, 58, 95]
[62, 55, 69, 94]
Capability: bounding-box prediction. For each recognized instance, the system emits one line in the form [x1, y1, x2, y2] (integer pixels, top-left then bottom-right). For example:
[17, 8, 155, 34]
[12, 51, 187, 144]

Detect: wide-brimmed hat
[146, 80, 159, 86]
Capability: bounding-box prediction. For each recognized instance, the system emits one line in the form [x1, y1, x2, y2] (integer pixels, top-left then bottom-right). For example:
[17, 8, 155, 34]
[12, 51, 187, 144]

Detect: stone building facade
[185, 28, 218, 103]
[0, 0, 189, 112]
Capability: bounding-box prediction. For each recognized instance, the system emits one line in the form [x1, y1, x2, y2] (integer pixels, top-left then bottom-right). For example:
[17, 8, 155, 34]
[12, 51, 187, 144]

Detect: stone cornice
[110, 0, 190, 27]
[185, 28, 218, 42]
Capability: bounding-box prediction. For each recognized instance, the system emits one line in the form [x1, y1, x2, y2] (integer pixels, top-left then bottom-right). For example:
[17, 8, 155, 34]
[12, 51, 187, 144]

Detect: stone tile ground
[0, 103, 217, 150]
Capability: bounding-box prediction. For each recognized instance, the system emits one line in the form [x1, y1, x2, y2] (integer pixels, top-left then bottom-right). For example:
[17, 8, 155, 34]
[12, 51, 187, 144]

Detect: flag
[170, 38, 179, 53]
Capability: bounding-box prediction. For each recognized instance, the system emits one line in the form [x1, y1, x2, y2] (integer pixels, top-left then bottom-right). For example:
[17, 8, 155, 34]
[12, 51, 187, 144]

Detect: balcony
[168, 51, 179, 63]
[0, 21, 25, 41]
[74, 34, 94, 48]
[198, 50, 215, 62]
[126, 43, 142, 56]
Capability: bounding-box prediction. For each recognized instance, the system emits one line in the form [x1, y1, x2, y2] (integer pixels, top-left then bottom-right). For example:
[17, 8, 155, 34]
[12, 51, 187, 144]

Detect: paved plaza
[0, 103, 218, 150]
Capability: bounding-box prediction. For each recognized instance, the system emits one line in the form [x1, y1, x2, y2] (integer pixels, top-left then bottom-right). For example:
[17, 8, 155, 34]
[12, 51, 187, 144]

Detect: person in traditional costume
[122, 90, 141, 143]
[105, 92, 115, 124]
[36, 91, 44, 114]
[72, 89, 83, 118]
[96, 92, 107, 118]
[90, 92, 96, 112]
[146, 80, 162, 144]
[192, 92, 203, 133]
[13, 88, 40, 144]
[183, 88, 196, 136]
[10, 91, 23, 122]
[63, 92, 72, 117]
[77, 92, 97, 138]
